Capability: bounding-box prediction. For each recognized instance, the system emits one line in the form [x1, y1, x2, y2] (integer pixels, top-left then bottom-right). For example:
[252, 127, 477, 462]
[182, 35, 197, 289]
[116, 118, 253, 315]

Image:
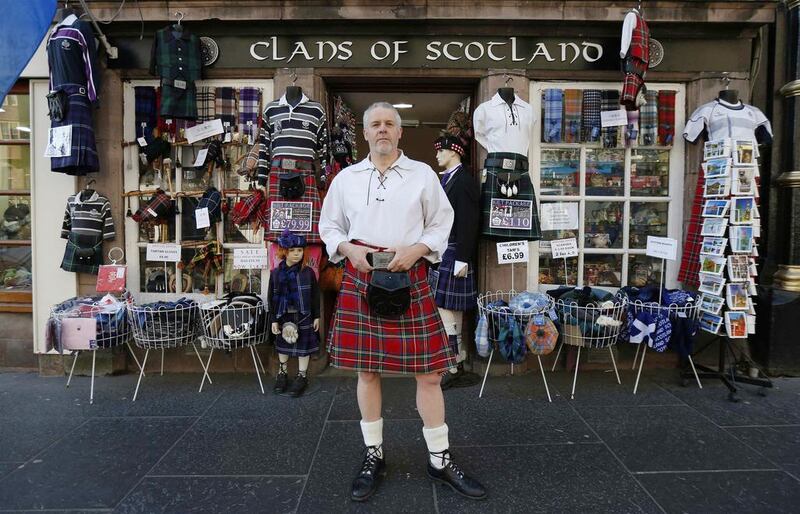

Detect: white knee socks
[298, 355, 309, 377]
[360, 418, 384, 458]
[423, 423, 450, 469]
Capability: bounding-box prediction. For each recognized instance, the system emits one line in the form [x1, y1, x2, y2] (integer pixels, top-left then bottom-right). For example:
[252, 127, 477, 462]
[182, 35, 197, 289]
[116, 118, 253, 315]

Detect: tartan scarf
[543, 89, 563, 143]
[658, 90, 677, 146]
[581, 89, 602, 142]
[187, 241, 223, 275]
[238, 87, 261, 140]
[274, 260, 302, 319]
[196, 87, 216, 122]
[640, 90, 659, 146]
[215, 87, 237, 131]
[626, 109, 640, 147]
[134, 86, 157, 140]
[564, 89, 582, 143]
[601, 90, 621, 148]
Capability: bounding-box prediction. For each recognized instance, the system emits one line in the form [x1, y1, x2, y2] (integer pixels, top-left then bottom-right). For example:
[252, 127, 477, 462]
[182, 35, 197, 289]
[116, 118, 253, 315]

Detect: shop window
[0, 83, 32, 311]
[532, 82, 684, 291]
[123, 80, 273, 300]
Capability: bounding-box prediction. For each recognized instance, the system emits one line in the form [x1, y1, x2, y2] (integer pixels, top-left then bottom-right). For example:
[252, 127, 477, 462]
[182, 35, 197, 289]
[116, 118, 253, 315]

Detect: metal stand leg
[126, 341, 145, 375]
[160, 348, 165, 376]
[254, 347, 266, 375]
[132, 349, 150, 402]
[89, 349, 96, 405]
[250, 346, 265, 394]
[537, 355, 552, 403]
[687, 356, 703, 389]
[633, 344, 648, 395]
[632, 344, 641, 370]
[66, 351, 79, 388]
[551, 342, 563, 372]
[609, 346, 621, 385]
[478, 349, 494, 398]
[197, 346, 214, 392]
[571, 346, 581, 400]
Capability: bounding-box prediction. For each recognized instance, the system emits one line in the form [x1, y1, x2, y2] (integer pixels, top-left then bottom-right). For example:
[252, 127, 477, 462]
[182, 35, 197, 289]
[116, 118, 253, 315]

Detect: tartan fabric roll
[581, 89, 602, 142]
[640, 90, 659, 146]
[238, 87, 261, 140]
[625, 109, 640, 147]
[601, 90, 621, 148]
[215, 87, 237, 131]
[564, 89, 582, 143]
[196, 87, 216, 122]
[134, 86, 157, 141]
[658, 90, 677, 146]
[543, 89, 563, 143]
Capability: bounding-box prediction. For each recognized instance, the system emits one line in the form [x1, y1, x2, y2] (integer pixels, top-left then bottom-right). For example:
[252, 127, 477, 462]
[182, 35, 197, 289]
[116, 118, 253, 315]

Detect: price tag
[233, 248, 270, 269]
[139, 152, 149, 165]
[195, 207, 211, 229]
[600, 108, 628, 128]
[533, 314, 545, 326]
[146, 207, 158, 217]
[224, 132, 232, 143]
[646, 236, 678, 261]
[192, 148, 209, 167]
[137, 137, 148, 147]
[550, 238, 578, 259]
[489, 199, 533, 231]
[145, 243, 181, 262]
[174, 79, 187, 89]
[495, 241, 529, 264]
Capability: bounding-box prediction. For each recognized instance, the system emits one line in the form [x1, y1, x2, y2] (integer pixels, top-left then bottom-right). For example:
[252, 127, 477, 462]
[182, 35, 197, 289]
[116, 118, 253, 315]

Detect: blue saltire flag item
[0, 1, 57, 105]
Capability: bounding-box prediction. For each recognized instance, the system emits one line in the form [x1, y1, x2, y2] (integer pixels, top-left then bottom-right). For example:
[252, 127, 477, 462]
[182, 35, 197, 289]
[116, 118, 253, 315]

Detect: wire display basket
[624, 299, 703, 394]
[476, 290, 555, 402]
[550, 295, 628, 399]
[197, 299, 269, 394]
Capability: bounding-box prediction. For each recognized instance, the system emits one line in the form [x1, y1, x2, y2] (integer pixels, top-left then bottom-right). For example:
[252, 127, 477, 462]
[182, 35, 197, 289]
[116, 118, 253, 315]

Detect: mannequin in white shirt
[619, 7, 640, 59]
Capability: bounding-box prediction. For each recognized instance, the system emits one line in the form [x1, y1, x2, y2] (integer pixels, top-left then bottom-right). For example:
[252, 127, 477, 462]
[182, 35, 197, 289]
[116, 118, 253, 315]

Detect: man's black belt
[484, 153, 528, 172]
[270, 157, 314, 171]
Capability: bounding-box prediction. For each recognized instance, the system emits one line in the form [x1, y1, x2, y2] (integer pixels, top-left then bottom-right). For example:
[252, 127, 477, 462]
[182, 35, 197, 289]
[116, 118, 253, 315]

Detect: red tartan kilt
[263, 171, 322, 244]
[621, 72, 645, 106]
[327, 259, 456, 375]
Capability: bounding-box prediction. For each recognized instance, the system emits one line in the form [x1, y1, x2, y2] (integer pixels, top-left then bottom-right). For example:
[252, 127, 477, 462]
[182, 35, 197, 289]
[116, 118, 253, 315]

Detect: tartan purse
[367, 271, 411, 318]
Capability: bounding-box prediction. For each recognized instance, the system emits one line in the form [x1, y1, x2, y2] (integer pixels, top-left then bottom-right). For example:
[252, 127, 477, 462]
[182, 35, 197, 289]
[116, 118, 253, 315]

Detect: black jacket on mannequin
[443, 165, 480, 263]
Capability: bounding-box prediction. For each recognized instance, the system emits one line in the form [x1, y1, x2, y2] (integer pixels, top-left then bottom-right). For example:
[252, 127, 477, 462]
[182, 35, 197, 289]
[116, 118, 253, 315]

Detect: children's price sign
[496, 241, 529, 264]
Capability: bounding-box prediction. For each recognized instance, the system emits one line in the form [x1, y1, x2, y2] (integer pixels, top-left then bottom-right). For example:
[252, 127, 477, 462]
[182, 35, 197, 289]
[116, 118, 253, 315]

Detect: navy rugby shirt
[47, 14, 101, 102]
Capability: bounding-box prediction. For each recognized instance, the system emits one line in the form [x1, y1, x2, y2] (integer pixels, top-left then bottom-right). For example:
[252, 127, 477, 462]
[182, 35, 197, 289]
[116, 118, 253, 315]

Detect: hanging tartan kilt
[428, 244, 477, 311]
[263, 167, 323, 244]
[621, 57, 648, 108]
[50, 85, 99, 176]
[480, 162, 542, 241]
[160, 81, 198, 119]
[678, 165, 706, 287]
[61, 236, 103, 275]
[327, 260, 456, 374]
[274, 311, 320, 357]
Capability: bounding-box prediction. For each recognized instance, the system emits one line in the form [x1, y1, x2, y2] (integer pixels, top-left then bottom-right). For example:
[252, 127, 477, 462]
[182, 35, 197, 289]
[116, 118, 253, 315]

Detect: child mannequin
[267, 229, 320, 397]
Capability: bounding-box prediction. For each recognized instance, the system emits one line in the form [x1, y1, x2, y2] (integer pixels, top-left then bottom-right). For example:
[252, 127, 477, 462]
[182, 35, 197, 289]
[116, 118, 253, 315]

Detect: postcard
[731, 167, 757, 195]
[726, 283, 749, 310]
[702, 200, 730, 218]
[703, 158, 732, 179]
[704, 176, 731, 198]
[730, 197, 756, 225]
[701, 237, 728, 256]
[701, 218, 728, 237]
[727, 255, 751, 282]
[699, 293, 725, 315]
[733, 140, 756, 166]
[730, 226, 755, 253]
[704, 139, 732, 160]
[700, 311, 724, 334]
[698, 272, 726, 296]
[700, 254, 726, 275]
[725, 311, 748, 338]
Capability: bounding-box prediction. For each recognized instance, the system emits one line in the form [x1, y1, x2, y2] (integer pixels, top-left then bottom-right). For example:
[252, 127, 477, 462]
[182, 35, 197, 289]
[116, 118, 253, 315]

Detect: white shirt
[683, 99, 772, 143]
[619, 10, 638, 58]
[319, 152, 454, 264]
[472, 92, 534, 155]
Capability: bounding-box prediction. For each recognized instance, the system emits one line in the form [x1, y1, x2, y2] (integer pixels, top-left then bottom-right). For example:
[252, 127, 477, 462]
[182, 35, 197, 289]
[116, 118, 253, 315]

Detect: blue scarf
[274, 261, 302, 319]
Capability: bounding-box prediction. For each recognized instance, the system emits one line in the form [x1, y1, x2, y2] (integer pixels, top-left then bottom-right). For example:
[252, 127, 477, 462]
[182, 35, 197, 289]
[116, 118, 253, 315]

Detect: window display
[540, 148, 579, 196]
[629, 202, 668, 248]
[585, 201, 623, 249]
[583, 255, 622, 287]
[630, 149, 669, 196]
[627, 255, 663, 288]
[586, 149, 624, 196]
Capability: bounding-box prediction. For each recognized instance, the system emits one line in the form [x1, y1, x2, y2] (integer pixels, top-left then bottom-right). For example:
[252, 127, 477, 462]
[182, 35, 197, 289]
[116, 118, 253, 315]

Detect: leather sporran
[46, 89, 68, 122]
[278, 174, 305, 199]
[367, 271, 411, 318]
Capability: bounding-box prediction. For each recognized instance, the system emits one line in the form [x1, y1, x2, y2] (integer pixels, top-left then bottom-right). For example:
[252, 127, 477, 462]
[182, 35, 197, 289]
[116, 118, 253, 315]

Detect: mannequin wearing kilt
[267, 230, 320, 397]
[432, 125, 481, 390]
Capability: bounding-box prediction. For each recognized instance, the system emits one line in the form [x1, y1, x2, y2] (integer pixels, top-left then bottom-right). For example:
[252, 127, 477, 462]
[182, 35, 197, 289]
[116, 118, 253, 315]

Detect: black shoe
[440, 369, 463, 390]
[273, 372, 288, 394]
[287, 374, 308, 397]
[351, 446, 386, 502]
[427, 450, 487, 500]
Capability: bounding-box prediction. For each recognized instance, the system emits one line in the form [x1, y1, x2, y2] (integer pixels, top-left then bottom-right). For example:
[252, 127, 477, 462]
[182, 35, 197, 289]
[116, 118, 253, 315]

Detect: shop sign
[145, 243, 181, 262]
[233, 248, 270, 269]
[646, 236, 678, 261]
[496, 241, 529, 264]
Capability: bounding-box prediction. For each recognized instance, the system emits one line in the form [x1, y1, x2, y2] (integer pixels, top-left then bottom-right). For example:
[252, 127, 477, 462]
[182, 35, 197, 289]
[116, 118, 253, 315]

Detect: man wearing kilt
[320, 102, 487, 502]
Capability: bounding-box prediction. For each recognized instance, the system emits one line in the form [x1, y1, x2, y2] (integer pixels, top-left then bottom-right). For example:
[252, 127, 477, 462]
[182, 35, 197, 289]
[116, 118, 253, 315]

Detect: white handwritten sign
[550, 238, 579, 259]
[146, 243, 181, 262]
[600, 108, 628, 128]
[646, 236, 678, 261]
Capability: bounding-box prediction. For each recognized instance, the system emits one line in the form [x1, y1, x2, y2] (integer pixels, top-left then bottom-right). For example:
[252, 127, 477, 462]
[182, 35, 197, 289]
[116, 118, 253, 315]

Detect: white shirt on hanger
[619, 10, 639, 58]
[472, 92, 534, 156]
[683, 98, 772, 143]
[319, 152, 454, 264]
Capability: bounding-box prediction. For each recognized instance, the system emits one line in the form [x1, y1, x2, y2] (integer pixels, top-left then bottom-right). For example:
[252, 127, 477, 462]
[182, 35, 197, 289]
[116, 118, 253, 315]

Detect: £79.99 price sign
[496, 241, 529, 264]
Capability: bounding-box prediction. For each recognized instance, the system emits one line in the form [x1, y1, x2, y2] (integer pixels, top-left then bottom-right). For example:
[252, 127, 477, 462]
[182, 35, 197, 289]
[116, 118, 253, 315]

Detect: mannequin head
[436, 149, 461, 170]
[433, 134, 466, 170]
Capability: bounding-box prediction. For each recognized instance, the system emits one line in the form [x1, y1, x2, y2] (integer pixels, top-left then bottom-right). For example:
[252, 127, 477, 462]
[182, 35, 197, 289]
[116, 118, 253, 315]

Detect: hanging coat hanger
[173, 11, 184, 32]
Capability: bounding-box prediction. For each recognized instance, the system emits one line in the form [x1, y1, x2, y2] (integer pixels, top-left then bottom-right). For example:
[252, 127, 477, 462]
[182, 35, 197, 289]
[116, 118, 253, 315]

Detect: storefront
[8, 0, 799, 376]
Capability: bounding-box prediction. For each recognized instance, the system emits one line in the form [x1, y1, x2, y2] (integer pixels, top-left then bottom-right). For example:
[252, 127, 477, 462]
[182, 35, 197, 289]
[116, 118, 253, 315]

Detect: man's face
[363, 107, 402, 157]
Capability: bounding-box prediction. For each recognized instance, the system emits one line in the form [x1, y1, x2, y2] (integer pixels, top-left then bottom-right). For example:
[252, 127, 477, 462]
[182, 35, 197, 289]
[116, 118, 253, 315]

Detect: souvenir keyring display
[475, 290, 555, 402]
[550, 294, 627, 399]
[197, 296, 269, 393]
[127, 298, 209, 401]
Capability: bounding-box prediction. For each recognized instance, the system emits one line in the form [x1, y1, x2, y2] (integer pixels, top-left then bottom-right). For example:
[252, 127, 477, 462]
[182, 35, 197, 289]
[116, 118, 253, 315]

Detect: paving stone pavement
[0, 367, 798, 513]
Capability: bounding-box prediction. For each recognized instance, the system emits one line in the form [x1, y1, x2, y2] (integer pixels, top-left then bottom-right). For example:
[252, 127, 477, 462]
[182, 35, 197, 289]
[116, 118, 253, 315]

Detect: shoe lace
[430, 450, 464, 479]
[359, 446, 381, 476]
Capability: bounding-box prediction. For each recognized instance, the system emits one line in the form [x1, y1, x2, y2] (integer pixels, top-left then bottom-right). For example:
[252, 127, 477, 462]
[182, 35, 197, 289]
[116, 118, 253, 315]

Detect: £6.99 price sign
[496, 241, 529, 264]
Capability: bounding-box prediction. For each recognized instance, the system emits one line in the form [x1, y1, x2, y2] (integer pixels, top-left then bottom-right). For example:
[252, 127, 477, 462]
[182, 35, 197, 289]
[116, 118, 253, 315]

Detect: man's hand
[386, 243, 429, 272]
[339, 241, 373, 273]
[313, 318, 320, 332]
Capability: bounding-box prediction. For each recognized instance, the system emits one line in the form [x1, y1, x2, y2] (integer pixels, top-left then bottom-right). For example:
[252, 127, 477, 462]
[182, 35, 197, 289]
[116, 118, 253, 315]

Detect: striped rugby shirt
[47, 14, 101, 102]
[684, 99, 772, 143]
[61, 191, 115, 245]
[256, 93, 329, 184]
